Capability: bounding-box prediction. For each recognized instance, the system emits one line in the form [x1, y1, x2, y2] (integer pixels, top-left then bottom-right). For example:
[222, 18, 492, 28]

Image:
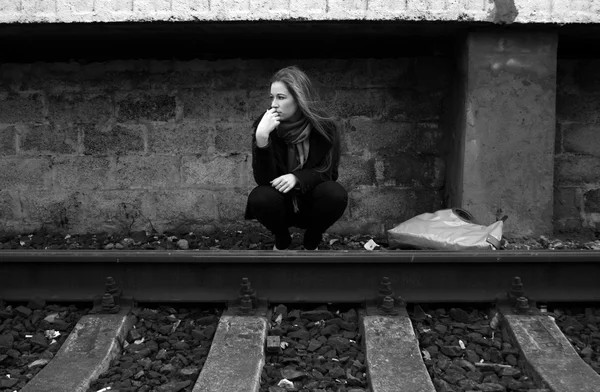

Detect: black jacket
[245, 113, 339, 219]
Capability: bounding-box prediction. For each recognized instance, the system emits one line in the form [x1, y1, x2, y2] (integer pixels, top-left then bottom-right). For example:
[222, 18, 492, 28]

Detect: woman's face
[270, 81, 299, 122]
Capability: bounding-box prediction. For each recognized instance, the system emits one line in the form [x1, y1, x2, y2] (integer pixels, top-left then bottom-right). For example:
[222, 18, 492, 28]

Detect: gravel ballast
[410, 305, 545, 392]
[0, 226, 599, 251]
[0, 300, 90, 391]
[261, 304, 369, 392]
[87, 305, 220, 392]
[552, 306, 600, 376]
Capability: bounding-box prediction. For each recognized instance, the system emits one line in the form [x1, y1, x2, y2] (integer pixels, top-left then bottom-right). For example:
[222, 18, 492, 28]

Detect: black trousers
[247, 181, 348, 236]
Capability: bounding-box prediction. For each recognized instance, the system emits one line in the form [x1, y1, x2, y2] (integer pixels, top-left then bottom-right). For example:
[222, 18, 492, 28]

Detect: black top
[245, 113, 339, 219]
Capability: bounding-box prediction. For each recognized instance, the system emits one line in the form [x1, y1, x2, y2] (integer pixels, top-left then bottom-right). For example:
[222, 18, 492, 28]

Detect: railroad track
[1, 250, 600, 392]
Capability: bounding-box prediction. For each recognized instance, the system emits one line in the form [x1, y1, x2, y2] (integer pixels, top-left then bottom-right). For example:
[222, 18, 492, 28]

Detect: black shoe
[303, 230, 322, 250]
[274, 232, 292, 250]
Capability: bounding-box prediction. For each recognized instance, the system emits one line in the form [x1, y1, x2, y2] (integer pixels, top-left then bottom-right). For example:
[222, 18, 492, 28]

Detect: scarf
[276, 116, 311, 213]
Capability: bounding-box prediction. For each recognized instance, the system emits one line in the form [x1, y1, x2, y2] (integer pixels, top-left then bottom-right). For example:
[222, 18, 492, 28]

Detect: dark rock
[440, 345, 462, 357]
[14, 305, 33, 318]
[30, 333, 49, 349]
[196, 315, 218, 326]
[281, 367, 306, 380]
[27, 297, 46, 310]
[0, 334, 14, 350]
[412, 305, 427, 321]
[288, 330, 310, 341]
[328, 365, 345, 379]
[477, 382, 506, 391]
[488, 347, 504, 363]
[301, 310, 333, 321]
[328, 336, 351, 353]
[449, 308, 470, 323]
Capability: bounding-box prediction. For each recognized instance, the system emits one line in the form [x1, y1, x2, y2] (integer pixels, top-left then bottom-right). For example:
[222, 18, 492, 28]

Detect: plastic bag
[387, 208, 504, 250]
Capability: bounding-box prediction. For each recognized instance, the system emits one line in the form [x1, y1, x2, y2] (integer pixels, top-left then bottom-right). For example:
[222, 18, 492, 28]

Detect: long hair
[271, 66, 340, 173]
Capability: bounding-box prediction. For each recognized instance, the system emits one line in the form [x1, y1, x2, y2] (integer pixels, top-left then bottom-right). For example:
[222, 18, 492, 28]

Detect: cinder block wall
[554, 59, 600, 233]
[0, 58, 451, 235]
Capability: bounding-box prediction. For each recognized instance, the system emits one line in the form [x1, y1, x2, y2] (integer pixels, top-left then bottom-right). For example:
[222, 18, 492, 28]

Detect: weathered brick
[47, 93, 112, 124]
[373, 154, 443, 188]
[117, 92, 176, 122]
[147, 189, 219, 225]
[172, 0, 209, 13]
[415, 122, 445, 155]
[182, 89, 249, 121]
[384, 89, 445, 122]
[0, 158, 51, 190]
[0, 125, 16, 155]
[147, 121, 211, 155]
[295, 59, 353, 89]
[214, 121, 252, 154]
[250, 0, 288, 13]
[413, 57, 452, 93]
[367, 0, 407, 12]
[246, 89, 271, 122]
[328, 0, 367, 14]
[555, 155, 600, 184]
[133, 0, 171, 12]
[563, 123, 600, 157]
[0, 0, 19, 12]
[212, 0, 251, 13]
[557, 59, 600, 95]
[350, 58, 412, 89]
[0, 92, 44, 123]
[53, 156, 112, 190]
[83, 190, 150, 234]
[83, 124, 144, 155]
[348, 187, 442, 225]
[337, 155, 376, 189]
[343, 118, 414, 155]
[329, 89, 385, 118]
[216, 189, 249, 221]
[290, 0, 326, 14]
[94, 0, 134, 12]
[114, 155, 180, 189]
[19, 124, 79, 155]
[584, 188, 600, 213]
[20, 191, 85, 231]
[56, 0, 93, 12]
[21, 0, 55, 13]
[557, 92, 600, 124]
[181, 155, 247, 188]
[0, 190, 20, 220]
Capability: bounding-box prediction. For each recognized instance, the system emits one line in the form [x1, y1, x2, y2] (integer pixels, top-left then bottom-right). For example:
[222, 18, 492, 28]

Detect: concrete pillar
[448, 29, 557, 236]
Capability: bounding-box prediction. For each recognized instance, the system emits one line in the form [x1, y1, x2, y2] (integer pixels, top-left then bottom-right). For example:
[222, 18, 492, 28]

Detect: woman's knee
[313, 181, 348, 205]
[248, 185, 283, 209]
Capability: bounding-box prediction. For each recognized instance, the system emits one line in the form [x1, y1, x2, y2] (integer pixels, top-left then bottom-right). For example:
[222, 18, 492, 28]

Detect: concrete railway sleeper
[1, 276, 600, 392]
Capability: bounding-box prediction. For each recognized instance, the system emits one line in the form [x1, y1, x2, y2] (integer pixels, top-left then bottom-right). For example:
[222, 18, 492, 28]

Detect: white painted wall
[0, 0, 599, 24]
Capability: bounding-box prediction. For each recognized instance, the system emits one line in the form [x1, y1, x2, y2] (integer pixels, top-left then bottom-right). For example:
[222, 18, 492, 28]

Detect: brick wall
[555, 59, 600, 233]
[0, 58, 451, 235]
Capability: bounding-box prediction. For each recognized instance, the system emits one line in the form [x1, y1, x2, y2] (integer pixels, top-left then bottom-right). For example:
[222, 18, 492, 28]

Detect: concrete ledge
[192, 315, 267, 392]
[1, 0, 600, 24]
[503, 313, 600, 392]
[362, 308, 435, 392]
[20, 307, 134, 392]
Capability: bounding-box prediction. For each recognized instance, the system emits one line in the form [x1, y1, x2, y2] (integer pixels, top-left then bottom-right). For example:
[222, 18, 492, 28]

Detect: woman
[245, 66, 348, 250]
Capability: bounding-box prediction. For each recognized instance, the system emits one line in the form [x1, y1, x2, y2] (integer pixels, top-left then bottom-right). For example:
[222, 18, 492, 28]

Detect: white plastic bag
[387, 208, 504, 250]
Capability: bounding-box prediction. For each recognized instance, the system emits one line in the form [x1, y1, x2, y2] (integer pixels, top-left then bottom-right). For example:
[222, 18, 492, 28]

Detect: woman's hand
[255, 108, 280, 147]
[270, 174, 298, 194]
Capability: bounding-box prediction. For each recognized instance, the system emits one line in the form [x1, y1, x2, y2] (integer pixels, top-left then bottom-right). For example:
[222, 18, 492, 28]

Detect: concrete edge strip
[361, 309, 435, 392]
[20, 307, 134, 392]
[192, 315, 267, 392]
[502, 313, 600, 392]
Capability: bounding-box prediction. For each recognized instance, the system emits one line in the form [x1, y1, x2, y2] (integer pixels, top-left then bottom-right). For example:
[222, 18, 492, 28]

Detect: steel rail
[1, 250, 599, 303]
